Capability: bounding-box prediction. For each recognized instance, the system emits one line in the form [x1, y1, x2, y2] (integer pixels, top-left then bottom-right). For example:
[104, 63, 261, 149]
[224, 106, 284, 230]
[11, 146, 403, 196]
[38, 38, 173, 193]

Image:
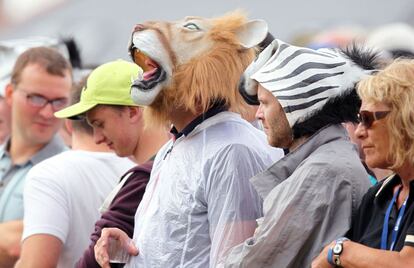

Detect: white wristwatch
[332, 237, 349, 267]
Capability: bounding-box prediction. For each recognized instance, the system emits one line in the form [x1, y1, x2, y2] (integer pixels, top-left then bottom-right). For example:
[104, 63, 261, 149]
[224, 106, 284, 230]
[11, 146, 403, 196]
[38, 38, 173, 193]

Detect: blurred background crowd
[2, 0, 414, 148]
[1, 0, 414, 66]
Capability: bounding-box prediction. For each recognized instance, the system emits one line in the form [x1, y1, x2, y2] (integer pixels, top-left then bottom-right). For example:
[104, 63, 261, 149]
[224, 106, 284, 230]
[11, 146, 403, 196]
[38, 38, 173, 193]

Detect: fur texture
[138, 12, 257, 127]
[292, 45, 382, 139]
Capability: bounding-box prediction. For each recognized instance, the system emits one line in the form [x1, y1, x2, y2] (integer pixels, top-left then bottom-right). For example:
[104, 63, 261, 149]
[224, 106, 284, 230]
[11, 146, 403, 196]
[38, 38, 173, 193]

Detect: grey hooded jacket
[221, 124, 371, 268]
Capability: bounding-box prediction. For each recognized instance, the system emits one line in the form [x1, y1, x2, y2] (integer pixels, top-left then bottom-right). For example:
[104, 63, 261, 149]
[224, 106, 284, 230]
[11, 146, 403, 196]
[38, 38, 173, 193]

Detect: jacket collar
[251, 124, 350, 199]
[374, 173, 414, 205]
[170, 101, 228, 140]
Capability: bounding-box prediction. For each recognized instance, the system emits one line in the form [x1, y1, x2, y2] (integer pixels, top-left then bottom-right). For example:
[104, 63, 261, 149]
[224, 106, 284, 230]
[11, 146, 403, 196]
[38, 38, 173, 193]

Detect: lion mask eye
[183, 22, 200, 31]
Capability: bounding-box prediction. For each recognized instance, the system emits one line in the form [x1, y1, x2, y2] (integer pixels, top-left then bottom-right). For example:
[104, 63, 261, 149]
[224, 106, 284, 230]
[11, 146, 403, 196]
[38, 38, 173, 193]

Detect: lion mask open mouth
[130, 47, 167, 90]
[127, 12, 268, 111]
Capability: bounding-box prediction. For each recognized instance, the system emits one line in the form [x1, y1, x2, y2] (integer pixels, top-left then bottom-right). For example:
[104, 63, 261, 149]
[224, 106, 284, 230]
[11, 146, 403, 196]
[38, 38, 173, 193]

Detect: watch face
[333, 243, 343, 254]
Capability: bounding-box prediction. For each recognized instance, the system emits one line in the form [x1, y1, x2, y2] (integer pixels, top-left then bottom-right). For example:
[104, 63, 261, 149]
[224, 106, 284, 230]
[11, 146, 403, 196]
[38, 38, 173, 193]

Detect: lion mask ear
[236, 19, 269, 49]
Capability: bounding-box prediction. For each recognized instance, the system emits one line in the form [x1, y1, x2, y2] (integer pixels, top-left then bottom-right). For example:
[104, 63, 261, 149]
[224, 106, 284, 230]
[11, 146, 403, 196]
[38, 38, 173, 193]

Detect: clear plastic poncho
[125, 112, 283, 268]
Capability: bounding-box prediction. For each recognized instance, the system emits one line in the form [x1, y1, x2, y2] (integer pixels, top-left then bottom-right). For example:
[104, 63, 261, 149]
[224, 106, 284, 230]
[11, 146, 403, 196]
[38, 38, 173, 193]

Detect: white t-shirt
[22, 150, 135, 268]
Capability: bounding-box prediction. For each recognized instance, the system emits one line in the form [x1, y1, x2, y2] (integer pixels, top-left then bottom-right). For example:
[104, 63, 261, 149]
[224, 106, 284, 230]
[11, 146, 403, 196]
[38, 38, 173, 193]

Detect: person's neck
[393, 161, 413, 208]
[71, 132, 112, 152]
[9, 134, 45, 165]
[394, 161, 414, 189]
[370, 167, 393, 181]
[170, 109, 200, 133]
[133, 126, 170, 164]
[288, 136, 309, 152]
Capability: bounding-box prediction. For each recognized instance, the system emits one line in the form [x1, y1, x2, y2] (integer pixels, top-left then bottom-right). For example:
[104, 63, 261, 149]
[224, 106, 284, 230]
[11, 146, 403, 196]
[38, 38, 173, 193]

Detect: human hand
[94, 228, 138, 268]
[311, 243, 334, 268]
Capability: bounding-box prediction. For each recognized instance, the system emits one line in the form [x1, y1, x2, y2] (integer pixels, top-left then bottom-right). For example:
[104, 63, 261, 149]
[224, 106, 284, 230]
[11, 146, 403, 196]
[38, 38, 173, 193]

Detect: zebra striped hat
[239, 39, 371, 128]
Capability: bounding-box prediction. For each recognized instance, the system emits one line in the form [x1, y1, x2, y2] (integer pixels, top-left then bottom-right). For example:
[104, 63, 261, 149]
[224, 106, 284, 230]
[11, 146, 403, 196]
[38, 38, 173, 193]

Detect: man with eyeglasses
[0, 47, 71, 266]
[15, 73, 136, 268]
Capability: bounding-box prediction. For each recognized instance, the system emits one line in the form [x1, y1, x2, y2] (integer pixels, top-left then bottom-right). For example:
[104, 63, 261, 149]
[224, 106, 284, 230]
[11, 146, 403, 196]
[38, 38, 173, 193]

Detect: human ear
[128, 106, 142, 122]
[5, 83, 14, 106]
[64, 119, 73, 135]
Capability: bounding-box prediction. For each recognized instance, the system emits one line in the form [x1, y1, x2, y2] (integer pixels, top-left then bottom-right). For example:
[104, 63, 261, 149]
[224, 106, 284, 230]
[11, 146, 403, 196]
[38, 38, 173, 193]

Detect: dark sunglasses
[357, 110, 390, 128]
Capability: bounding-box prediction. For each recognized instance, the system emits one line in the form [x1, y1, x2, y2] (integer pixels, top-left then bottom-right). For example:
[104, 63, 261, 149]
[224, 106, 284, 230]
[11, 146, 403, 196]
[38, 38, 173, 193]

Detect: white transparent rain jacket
[125, 112, 283, 268]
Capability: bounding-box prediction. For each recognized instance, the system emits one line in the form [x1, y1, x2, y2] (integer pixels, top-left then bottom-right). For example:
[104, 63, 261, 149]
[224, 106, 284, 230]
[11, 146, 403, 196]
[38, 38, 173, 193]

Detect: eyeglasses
[18, 89, 68, 111]
[357, 110, 390, 128]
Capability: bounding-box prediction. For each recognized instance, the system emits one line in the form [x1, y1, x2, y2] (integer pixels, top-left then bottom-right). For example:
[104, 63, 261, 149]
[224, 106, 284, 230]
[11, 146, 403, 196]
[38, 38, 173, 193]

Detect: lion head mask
[128, 11, 268, 126]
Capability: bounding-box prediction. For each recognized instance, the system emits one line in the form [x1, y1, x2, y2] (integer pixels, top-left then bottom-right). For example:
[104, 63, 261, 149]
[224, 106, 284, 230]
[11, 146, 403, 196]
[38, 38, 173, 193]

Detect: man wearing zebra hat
[221, 40, 380, 268]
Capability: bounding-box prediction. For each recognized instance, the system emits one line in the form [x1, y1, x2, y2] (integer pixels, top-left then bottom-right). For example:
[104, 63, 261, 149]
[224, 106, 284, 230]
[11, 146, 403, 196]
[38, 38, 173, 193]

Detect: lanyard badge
[381, 186, 409, 251]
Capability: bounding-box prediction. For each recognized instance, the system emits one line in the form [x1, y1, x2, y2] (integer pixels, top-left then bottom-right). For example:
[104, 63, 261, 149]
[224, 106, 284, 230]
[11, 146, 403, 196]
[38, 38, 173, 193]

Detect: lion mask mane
[128, 11, 268, 126]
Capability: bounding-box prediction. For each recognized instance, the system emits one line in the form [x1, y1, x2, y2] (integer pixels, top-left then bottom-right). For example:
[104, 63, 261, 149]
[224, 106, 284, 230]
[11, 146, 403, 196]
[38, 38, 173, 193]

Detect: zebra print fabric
[240, 39, 370, 127]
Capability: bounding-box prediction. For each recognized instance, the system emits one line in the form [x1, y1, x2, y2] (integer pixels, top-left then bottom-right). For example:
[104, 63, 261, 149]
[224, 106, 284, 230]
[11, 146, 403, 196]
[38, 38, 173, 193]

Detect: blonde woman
[312, 59, 414, 267]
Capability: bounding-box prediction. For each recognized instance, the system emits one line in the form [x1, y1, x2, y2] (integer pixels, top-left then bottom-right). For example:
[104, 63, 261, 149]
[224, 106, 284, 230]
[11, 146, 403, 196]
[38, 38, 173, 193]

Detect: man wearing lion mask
[94, 11, 283, 268]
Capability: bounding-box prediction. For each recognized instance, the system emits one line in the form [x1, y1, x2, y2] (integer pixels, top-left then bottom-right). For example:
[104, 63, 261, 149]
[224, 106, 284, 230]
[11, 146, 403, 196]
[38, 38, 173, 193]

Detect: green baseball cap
[55, 59, 142, 119]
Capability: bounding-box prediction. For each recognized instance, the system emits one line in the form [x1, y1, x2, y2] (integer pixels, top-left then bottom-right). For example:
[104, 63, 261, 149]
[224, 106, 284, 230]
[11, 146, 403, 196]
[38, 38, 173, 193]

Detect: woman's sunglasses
[357, 110, 390, 128]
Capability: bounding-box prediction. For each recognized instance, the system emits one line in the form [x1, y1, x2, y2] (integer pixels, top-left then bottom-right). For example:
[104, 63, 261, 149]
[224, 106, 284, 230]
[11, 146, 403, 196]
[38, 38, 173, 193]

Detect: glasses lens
[358, 111, 372, 128]
[51, 99, 68, 111]
[358, 110, 391, 128]
[27, 94, 47, 107]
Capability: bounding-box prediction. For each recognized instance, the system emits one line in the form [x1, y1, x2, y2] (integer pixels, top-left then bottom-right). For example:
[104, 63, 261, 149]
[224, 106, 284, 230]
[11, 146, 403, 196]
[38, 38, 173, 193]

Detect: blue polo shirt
[0, 135, 67, 222]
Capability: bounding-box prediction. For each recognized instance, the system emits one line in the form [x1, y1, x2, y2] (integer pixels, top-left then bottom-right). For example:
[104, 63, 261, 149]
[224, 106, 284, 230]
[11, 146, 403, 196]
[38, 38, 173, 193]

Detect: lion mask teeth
[127, 11, 269, 111]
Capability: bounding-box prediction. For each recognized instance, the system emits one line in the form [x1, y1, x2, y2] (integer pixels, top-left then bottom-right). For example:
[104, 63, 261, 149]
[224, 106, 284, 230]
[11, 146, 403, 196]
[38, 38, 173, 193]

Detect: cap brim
[54, 102, 98, 119]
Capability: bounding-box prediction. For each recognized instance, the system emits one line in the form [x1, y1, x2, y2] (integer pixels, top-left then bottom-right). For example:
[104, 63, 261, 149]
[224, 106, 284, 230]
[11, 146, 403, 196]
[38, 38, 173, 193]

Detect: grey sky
[1, 0, 413, 65]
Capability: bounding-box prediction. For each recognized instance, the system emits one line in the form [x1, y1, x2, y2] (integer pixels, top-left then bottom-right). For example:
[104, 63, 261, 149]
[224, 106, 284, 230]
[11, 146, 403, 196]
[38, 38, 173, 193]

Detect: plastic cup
[108, 237, 132, 263]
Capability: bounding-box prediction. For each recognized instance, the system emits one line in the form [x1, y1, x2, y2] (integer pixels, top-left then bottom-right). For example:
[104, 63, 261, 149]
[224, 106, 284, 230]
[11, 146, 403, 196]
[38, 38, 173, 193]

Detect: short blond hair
[357, 59, 414, 169]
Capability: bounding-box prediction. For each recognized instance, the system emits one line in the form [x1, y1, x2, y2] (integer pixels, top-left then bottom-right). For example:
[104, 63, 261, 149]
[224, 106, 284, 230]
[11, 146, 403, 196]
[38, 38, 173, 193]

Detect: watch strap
[332, 237, 350, 267]
[327, 246, 335, 266]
